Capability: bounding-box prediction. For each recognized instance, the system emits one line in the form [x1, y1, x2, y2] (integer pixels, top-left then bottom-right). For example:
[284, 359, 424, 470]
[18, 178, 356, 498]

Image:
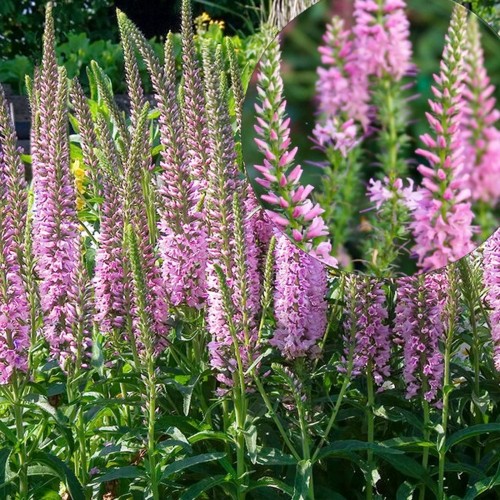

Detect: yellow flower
[71, 159, 86, 210]
[195, 12, 225, 33]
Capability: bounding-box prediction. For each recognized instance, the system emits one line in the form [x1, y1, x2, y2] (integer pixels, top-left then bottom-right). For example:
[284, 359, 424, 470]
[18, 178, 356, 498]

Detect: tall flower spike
[394, 272, 448, 402]
[202, 43, 262, 387]
[181, 0, 211, 198]
[93, 116, 128, 334]
[353, 0, 412, 81]
[123, 103, 169, 353]
[70, 79, 100, 194]
[0, 87, 30, 384]
[482, 230, 500, 371]
[340, 276, 391, 385]
[253, 37, 336, 266]
[410, 4, 475, 271]
[462, 15, 500, 205]
[271, 235, 328, 360]
[314, 16, 370, 142]
[32, 14, 87, 369]
[116, 14, 208, 308]
[156, 33, 207, 308]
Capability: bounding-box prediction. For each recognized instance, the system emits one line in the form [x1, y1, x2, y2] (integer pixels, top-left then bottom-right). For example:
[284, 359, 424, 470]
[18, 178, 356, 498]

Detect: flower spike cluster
[92, 117, 128, 334]
[483, 230, 500, 371]
[341, 276, 391, 386]
[271, 235, 328, 360]
[31, 5, 90, 369]
[0, 87, 30, 384]
[253, 37, 336, 266]
[394, 272, 448, 402]
[203, 44, 262, 388]
[353, 0, 412, 81]
[313, 16, 370, 145]
[410, 4, 475, 271]
[462, 15, 500, 206]
[118, 11, 207, 309]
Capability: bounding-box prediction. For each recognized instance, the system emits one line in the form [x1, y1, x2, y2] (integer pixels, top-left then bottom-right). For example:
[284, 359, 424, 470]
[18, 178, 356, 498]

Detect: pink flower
[315, 16, 371, 134]
[271, 235, 328, 360]
[461, 16, 500, 205]
[341, 276, 391, 386]
[394, 272, 448, 401]
[409, 5, 475, 272]
[353, 0, 412, 81]
[253, 36, 336, 266]
[483, 230, 500, 371]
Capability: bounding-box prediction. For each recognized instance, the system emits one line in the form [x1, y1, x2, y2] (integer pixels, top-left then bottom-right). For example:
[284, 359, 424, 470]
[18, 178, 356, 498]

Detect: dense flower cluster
[483, 230, 500, 371]
[341, 276, 391, 385]
[271, 235, 328, 359]
[352, 0, 412, 81]
[30, 5, 90, 369]
[253, 37, 336, 266]
[394, 272, 448, 401]
[314, 16, 370, 142]
[462, 15, 500, 205]
[0, 89, 30, 384]
[409, 5, 475, 271]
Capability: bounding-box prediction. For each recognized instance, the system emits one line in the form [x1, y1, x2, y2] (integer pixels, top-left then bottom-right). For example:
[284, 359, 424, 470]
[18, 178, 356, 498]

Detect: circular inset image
[243, 0, 500, 277]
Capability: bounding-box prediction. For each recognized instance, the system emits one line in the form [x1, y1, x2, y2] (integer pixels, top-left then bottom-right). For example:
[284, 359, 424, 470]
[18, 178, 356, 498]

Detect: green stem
[438, 337, 452, 500]
[419, 397, 431, 500]
[366, 365, 375, 500]
[297, 400, 314, 499]
[12, 375, 28, 499]
[147, 368, 159, 500]
[312, 293, 355, 462]
[254, 375, 301, 461]
[67, 377, 89, 495]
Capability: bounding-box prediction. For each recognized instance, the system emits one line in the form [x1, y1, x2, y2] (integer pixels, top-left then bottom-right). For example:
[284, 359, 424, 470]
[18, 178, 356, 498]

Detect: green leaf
[446, 424, 500, 452]
[0, 421, 16, 444]
[161, 453, 226, 481]
[0, 448, 12, 495]
[31, 451, 85, 500]
[253, 448, 297, 466]
[189, 431, 231, 445]
[396, 481, 416, 500]
[25, 395, 75, 454]
[247, 476, 294, 495]
[380, 454, 438, 496]
[316, 440, 403, 461]
[292, 459, 312, 500]
[463, 462, 500, 500]
[93, 466, 146, 484]
[381, 437, 435, 450]
[179, 474, 227, 500]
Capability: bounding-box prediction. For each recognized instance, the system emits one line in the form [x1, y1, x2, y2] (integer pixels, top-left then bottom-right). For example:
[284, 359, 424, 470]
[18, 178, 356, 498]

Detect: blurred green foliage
[470, 0, 500, 32]
[0, 0, 117, 60]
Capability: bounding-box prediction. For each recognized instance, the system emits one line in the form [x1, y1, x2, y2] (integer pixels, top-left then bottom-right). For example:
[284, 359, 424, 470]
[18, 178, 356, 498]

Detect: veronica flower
[118, 12, 208, 309]
[353, 0, 412, 81]
[155, 33, 207, 309]
[271, 235, 328, 360]
[254, 37, 337, 266]
[409, 5, 475, 271]
[394, 272, 448, 401]
[314, 16, 371, 137]
[482, 230, 500, 371]
[31, 6, 90, 369]
[462, 15, 500, 205]
[203, 44, 262, 388]
[92, 120, 128, 334]
[0, 89, 30, 384]
[341, 276, 391, 385]
[180, 0, 211, 198]
[124, 104, 170, 354]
